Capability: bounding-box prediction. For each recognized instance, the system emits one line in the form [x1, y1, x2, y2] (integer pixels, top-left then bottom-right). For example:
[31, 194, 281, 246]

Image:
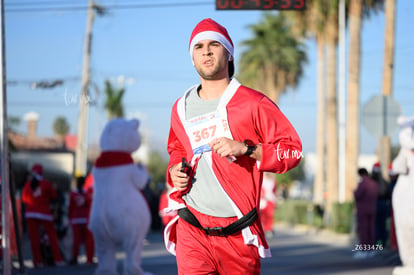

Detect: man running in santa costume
[164, 18, 302, 274]
[22, 164, 65, 267]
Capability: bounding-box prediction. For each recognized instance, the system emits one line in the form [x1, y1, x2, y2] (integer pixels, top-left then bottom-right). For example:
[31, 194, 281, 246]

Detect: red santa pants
[176, 207, 260, 275]
[26, 218, 64, 266]
[71, 223, 94, 263]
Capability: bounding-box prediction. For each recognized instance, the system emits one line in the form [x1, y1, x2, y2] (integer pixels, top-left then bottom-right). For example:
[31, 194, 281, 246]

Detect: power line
[6, 0, 196, 5]
[7, 76, 80, 84]
[5, 1, 212, 13]
[6, 1, 81, 6]
[6, 0, 89, 6]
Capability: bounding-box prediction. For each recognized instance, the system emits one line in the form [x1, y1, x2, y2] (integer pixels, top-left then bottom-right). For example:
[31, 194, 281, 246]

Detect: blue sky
[5, 0, 414, 155]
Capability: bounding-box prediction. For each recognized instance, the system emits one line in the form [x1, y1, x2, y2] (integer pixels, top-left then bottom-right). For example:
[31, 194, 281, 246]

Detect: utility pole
[75, 0, 95, 177]
[0, 0, 12, 273]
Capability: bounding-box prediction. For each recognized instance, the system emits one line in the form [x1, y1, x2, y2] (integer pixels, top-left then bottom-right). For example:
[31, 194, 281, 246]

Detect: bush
[275, 200, 354, 233]
[331, 202, 354, 234]
[275, 200, 313, 226]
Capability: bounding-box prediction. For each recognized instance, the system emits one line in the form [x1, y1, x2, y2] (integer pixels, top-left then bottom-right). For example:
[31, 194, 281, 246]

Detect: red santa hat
[372, 162, 381, 173]
[388, 163, 397, 176]
[31, 163, 43, 175]
[189, 18, 234, 60]
[31, 163, 43, 180]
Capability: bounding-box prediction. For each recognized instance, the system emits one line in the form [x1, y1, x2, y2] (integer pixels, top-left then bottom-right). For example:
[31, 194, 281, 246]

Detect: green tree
[53, 116, 70, 147]
[289, 0, 385, 218]
[287, 0, 339, 222]
[378, 0, 396, 181]
[324, 0, 339, 215]
[238, 12, 308, 103]
[275, 158, 306, 186]
[146, 151, 168, 190]
[7, 116, 21, 131]
[287, 0, 329, 206]
[346, 0, 384, 200]
[53, 116, 70, 136]
[104, 80, 125, 119]
[6, 116, 21, 151]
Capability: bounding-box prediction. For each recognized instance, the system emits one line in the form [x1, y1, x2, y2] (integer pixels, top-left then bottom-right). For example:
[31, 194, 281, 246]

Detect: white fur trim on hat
[189, 31, 234, 59]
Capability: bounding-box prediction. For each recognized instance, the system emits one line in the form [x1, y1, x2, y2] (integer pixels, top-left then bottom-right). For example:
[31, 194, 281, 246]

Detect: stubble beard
[195, 59, 227, 81]
[198, 67, 221, 80]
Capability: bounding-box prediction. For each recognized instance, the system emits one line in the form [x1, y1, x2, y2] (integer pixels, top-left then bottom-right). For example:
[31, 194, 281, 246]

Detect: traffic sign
[362, 95, 401, 138]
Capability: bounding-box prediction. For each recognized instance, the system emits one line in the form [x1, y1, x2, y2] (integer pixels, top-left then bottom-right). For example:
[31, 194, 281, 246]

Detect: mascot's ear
[129, 119, 140, 131]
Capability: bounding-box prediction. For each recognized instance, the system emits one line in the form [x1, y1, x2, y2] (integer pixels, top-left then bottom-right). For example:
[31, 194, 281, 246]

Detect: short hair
[358, 168, 369, 177]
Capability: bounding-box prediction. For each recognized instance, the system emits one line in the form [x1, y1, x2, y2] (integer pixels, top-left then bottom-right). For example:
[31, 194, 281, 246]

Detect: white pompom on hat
[189, 18, 234, 60]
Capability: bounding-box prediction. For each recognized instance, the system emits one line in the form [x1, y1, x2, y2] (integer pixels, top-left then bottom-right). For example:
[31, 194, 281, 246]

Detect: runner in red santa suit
[22, 163, 65, 267]
[260, 172, 277, 238]
[68, 176, 94, 265]
[164, 18, 302, 275]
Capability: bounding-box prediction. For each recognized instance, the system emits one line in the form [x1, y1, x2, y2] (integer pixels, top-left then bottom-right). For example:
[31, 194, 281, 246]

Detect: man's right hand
[169, 162, 190, 191]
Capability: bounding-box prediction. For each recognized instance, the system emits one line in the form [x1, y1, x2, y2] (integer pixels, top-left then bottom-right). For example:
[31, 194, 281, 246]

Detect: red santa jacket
[68, 189, 92, 224]
[22, 178, 57, 221]
[164, 79, 302, 258]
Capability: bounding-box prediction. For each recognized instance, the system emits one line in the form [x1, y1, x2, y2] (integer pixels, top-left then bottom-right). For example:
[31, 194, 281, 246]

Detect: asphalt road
[9, 224, 401, 275]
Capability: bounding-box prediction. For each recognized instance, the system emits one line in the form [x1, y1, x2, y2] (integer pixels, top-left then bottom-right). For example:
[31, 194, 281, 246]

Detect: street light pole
[75, 0, 95, 177]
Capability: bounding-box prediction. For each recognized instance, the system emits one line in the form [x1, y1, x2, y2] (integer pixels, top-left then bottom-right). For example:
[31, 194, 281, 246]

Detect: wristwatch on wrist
[243, 140, 257, 156]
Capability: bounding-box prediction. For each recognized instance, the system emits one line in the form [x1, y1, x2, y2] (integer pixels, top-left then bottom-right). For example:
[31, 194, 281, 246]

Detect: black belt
[178, 207, 258, 237]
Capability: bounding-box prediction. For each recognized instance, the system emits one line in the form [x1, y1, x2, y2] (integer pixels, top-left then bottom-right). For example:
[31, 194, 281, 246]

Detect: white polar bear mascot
[89, 118, 152, 275]
[392, 115, 414, 275]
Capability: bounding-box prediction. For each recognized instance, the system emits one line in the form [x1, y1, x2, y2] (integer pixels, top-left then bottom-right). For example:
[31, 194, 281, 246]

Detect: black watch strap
[243, 140, 257, 156]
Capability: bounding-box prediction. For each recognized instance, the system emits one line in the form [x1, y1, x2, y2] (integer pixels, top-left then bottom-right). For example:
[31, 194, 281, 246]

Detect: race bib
[185, 110, 232, 154]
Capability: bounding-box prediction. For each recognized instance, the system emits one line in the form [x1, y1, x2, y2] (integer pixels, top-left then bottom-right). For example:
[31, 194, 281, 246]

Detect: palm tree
[237, 12, 308, 103]
[323, 0, 340, 221]
[289, 0, 339, 222]
[7, 116, 20, 151]
[53, 116, 70, 146]
[287, 0, 328, 207]
[345, 0, 384, 201]
[104, 80, 125, 119]
[289, 0, 386, 219]
[379, 0, 396, 180]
